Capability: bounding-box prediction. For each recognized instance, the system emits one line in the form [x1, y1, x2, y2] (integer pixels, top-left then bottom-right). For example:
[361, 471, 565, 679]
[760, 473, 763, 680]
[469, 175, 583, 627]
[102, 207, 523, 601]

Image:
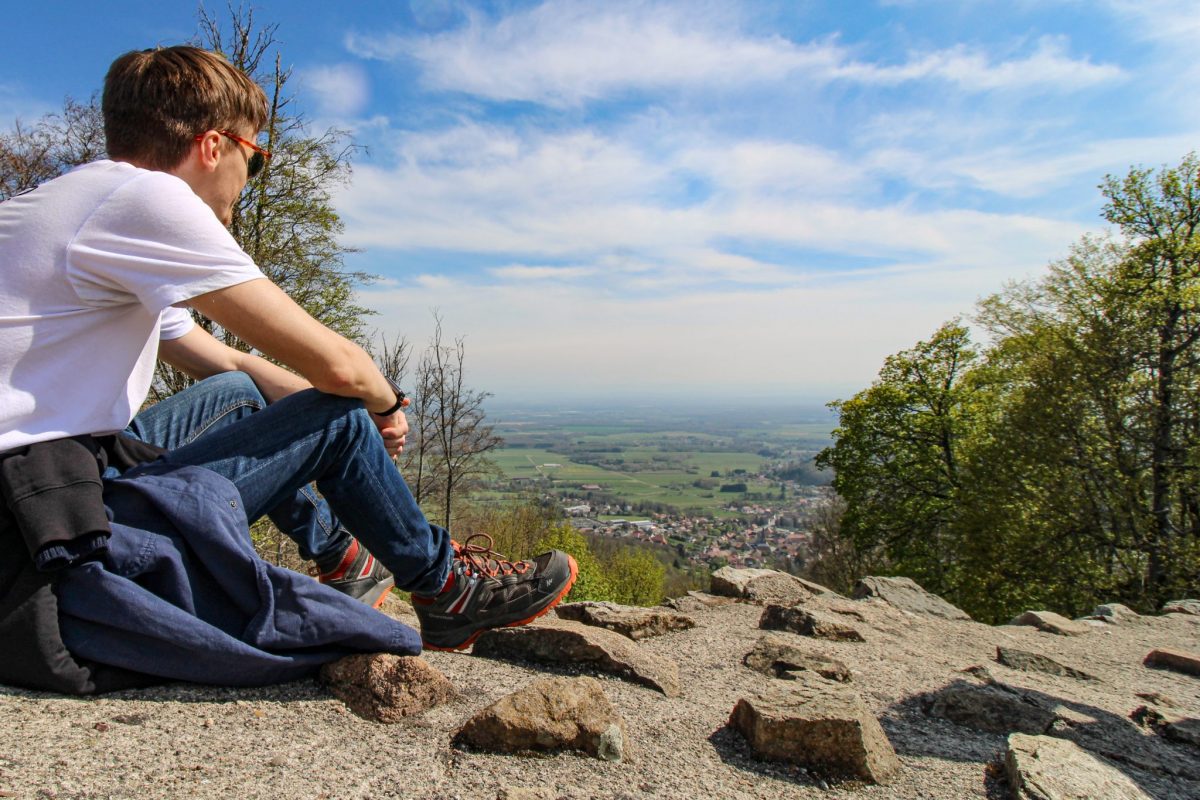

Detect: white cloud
[336, 121, 1085, 287]
[489, 265, 595, 280]
[344, 2, 1118, 106]
[1101, 0, 1200, 46]
[833, 36, 1122, 91]
[300, 63, 370, 117]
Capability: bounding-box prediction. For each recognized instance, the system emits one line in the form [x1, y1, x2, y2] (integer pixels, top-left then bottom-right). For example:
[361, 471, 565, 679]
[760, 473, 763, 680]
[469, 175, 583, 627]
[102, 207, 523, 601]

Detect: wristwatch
[374, 376, 408, 416]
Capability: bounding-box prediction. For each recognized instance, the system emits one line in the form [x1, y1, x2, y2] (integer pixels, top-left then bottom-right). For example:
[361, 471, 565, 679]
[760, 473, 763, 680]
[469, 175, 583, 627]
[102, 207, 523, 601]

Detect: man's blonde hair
[103, 45, 268, 171]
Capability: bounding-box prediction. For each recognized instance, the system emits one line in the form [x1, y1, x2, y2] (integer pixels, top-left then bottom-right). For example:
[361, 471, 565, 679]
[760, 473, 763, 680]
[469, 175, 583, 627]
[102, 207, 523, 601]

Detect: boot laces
[453, 533, 530, 578]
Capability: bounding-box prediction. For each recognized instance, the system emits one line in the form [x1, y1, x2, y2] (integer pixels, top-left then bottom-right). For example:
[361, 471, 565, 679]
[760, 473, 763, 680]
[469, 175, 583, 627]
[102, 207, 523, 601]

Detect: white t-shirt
[0, 160, 265, 450]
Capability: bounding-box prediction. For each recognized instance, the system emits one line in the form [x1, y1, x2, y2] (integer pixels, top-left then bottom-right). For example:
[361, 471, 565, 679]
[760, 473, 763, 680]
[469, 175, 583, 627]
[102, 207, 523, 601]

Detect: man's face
[208, 124, 259, 226]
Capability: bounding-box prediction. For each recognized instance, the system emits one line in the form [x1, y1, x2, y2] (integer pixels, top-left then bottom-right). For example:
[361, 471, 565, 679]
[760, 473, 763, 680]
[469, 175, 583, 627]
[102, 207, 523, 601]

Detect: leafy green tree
[534, 525, 613, 602]
[815, 321, 979, 601]
[820, 154, 1200, 620]
[971, 155, 1200, 611]
[608, 547, 666, 606]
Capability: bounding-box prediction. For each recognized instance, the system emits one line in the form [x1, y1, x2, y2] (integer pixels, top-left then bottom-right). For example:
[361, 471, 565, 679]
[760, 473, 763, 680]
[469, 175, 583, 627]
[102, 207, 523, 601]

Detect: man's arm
[159, 324, 312, 403]
[184, 278, 396, 412]
[180, 278, 409, 455]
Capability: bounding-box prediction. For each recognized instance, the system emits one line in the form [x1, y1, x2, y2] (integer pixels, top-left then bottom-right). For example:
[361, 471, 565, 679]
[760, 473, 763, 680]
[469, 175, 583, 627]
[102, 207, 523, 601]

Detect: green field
[480, 405, 833, 514]
[489, 446, 776, 513]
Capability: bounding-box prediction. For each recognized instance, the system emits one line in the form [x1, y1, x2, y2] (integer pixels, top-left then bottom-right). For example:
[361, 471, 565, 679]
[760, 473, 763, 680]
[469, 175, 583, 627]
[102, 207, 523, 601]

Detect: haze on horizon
[4, 1, 1200, 406]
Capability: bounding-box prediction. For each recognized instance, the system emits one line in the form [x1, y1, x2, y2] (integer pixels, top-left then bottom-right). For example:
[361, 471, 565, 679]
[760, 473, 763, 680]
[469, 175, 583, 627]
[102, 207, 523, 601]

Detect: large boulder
[727, 684, 899, 785]
[1008, 610, 1092, 636]
[319, 654, 457, 723]
[852, 576, 971, 621]
[710, 567, 837, 606]
[555, 601, 696, 641]
[743, 634, 852, 683]
[454, 677, 628, 761]
[1005, 733, 1153, 800]
[473, 619, 681, 697]
[759, 605, 865, 642]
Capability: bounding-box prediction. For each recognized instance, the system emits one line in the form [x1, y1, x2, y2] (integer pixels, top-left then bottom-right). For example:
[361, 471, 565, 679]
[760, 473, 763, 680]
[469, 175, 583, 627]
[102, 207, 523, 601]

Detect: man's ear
[192, 131, 223, 173]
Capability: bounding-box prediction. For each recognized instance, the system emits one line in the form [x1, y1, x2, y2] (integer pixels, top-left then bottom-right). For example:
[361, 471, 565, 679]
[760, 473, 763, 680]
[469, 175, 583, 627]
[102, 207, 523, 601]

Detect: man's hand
[372, 409, 409, 458]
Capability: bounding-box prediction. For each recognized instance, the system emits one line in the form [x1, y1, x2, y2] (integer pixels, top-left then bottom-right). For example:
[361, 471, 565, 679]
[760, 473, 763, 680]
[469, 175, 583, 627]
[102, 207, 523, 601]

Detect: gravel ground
[2, 595, 1198, 799]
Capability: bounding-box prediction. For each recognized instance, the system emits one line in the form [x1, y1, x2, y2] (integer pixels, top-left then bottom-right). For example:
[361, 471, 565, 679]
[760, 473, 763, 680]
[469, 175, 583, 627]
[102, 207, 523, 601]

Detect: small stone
[743, 634, 852, 682]
[93, 722, 109, 732]
[759, 605, 865, 642]
[112, 714, 148, 726]
[852, 576, 971, 620]
[1144, 647, 1200, 676]
[995, 647, 1097, 681]
[1090, 603, 1139, 623]
[960, 665, 994, 683]
[455, 676, 629, 761]
[473, 619, 681, 697]
[1005, 733, 1153, 799]
[727, 683, 899, 784]
[319, 654, 458, 723]
[1007, 610, 1092, 636]
[555, 601, 695, 641]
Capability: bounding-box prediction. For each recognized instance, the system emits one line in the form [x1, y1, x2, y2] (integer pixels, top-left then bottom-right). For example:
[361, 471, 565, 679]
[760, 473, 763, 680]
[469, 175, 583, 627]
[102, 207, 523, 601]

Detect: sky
[3, 1, 1199, 408]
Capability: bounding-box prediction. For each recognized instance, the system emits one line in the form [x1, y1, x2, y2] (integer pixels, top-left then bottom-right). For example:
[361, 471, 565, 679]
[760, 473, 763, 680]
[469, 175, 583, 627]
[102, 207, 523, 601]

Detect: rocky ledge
[2, 573, 1199, 799]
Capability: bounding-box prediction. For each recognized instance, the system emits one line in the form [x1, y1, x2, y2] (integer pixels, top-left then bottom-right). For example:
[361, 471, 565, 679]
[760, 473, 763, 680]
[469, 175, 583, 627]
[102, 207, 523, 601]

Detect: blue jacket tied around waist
[0, 437, 420, 694]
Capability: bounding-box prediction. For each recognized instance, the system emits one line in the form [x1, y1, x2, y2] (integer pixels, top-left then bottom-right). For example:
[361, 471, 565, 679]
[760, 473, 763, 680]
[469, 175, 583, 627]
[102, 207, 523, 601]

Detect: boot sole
[421, 554, 579, 652]
[362, 576, 396, 610]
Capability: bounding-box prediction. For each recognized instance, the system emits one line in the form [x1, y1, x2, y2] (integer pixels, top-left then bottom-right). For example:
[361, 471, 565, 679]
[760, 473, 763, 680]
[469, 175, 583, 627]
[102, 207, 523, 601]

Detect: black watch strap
[374, 377, 407, 416]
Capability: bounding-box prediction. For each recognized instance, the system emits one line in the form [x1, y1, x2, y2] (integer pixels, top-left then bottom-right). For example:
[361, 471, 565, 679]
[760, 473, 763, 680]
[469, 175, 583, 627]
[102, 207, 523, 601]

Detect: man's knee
[197, 371, 265, 408]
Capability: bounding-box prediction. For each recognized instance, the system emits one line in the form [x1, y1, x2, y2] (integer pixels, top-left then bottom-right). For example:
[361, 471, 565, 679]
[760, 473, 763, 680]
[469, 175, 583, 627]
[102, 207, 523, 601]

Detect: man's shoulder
[67, 160, 190, 200]
[22, 160, 191, 215]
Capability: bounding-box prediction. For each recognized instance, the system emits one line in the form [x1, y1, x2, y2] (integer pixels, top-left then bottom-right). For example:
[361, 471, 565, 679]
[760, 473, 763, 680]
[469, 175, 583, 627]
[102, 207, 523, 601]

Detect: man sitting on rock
[0, 45, 576, 693]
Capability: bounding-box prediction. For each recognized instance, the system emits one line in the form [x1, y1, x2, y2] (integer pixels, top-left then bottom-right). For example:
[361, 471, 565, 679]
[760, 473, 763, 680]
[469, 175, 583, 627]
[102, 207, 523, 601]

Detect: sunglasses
[195, 129, 272, 179]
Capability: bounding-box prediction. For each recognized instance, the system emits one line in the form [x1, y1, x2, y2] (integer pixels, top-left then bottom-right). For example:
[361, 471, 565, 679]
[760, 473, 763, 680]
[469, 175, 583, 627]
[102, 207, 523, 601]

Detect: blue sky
[3, 1, 1199, 406]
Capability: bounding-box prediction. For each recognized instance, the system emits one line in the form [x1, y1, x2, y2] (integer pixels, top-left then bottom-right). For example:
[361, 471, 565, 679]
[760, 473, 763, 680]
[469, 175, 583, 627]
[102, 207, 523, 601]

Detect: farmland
[481, 403, 834, 516]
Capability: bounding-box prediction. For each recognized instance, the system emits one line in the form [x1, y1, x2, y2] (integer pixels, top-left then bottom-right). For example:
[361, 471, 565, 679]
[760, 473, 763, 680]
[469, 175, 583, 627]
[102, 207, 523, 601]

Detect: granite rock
[743, 634, 852, 682]
[1008, 610, 1092, 636]
[759, 605, 865, 642]
[455, 676, 629, 761]
[852, 576, 971, 621]
[473, 619, 681, 696]
[1005, 733, 1153, 800]
[995, 647, 1097, 681]
[319, 654, 457, 723]
[555, 601, 695, 641]
[728, 683, 899, 784]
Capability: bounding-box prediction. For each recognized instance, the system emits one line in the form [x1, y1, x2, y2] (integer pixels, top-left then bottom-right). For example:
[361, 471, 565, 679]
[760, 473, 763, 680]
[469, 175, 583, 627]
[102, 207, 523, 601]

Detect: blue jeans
[126, 372, 451, 595]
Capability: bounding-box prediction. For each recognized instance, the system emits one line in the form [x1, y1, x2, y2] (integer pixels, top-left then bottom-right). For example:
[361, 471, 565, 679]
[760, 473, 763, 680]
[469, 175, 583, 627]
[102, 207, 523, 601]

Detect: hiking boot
[311, 538, 395, 610]
[411, 533, 578, 651]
